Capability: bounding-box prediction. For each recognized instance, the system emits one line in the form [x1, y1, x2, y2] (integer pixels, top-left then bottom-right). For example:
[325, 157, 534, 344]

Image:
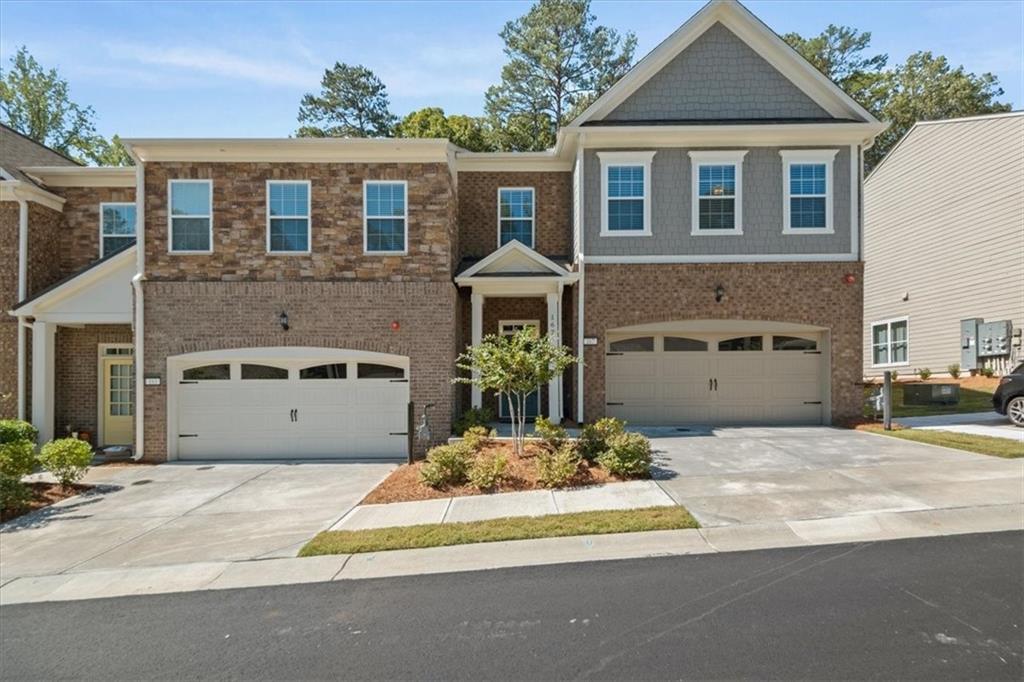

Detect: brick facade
[581, 262, 864, 423]
[0, 202, 18, 418]
[456, 171, 572, 260]
[54, 324, 133, 442]
[140, 280, 457, 461]
[26, 203, 63, 298]
[143, 162, 455, 282]
[55, 186, 136, 275]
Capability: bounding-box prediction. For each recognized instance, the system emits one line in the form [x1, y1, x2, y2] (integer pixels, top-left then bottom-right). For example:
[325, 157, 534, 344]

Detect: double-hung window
[168, 180, 212, 253]
[100, 203, 136, 257]
[871, 317, 909, 367]
[498, 187, 534, 248]
[267, 181, 311, 253]
[781, 149, 837, 234]
[598, 151, 654, 236]
[689, 151, 746, 235]
[364, 181, 407, 254]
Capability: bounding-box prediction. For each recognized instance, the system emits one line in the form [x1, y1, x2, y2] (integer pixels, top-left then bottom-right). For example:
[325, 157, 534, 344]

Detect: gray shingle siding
[583, 146, 853, 256]
[604, 22, 831, 122]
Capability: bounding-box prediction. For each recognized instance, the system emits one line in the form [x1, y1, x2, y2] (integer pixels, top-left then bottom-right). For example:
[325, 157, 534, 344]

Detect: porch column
[546, 291, 563, 422]
[470, 292, 484, 409]
[31, 321, 56, 443]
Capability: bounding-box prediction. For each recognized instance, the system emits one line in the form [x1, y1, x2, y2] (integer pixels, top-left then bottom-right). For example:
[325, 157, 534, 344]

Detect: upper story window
[871, 317, 909, 367]
[689, 151, 746, 235]
[781, 149, 837, 234]
[100, 203, 136, 257]
[498, 188, 534, 248]
[168, 180, 212, 253]
[267, 181, 311, 253]
[598, 151, 655, 237]
[364, 180, 407, 254]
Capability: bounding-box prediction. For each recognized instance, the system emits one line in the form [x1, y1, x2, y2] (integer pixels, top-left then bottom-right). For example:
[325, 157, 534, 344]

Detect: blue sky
[1, 1, 1021, 138]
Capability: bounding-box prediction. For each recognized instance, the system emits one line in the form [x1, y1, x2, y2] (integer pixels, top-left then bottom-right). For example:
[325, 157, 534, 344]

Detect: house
[863, 112, 1024, 378]
[1, 0, 885, 462]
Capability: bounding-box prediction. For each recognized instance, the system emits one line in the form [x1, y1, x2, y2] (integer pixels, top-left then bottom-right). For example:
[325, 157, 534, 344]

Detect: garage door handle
[606, 352, 623, 356]
[389, 432, 408, 436]
[179, 434, 198, 438]
[389, 379, 409, 383]
[803, 401, 822, 405]
[606, 402, 624, 406]
[803, 351, 822, 355]
[714, 378, 718, 391]
[179, 380, 198, 384]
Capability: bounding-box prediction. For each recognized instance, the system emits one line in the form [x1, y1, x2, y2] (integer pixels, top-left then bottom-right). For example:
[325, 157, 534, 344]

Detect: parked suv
[993, 362, 1024, 427]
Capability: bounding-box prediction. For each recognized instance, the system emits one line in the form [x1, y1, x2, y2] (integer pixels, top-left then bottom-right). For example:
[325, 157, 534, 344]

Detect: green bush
[0, 474, 32, 515]
[452, 406, 495, 435]
[917, 367, 932, 381]
[420, 442, 473, 488]
[578, 417, 626, 462]
[536, 445, 580, 488]
[980, 366, 995, 378]
[533, 416, 568, 452]
[0, 439, 37, 479]
[461, 425, 495, 452]
[468, 453, 508, 490]
[947, 363, 961, 379]
[890, 370, 899, 382]
[0, 420, 37, 445]
[38, 438, 93, 488]
[598, 432, 652, 478]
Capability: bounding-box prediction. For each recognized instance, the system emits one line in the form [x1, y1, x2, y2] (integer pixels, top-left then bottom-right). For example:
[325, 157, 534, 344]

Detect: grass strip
[860, 424, 1023, 459]
[300, 505, 698, 556]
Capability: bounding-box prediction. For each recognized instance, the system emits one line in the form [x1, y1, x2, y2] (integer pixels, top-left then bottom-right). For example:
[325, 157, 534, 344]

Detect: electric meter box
[977, 320, 1013, 358]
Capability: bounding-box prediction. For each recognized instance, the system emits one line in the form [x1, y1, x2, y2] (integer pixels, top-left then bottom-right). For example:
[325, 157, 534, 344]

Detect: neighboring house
[863, 112, 1024, 379]
[1, 0, 884, 462]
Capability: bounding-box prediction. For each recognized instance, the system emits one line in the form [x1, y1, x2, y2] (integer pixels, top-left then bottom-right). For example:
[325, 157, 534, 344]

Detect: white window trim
[870, 316, 911, 368]
[99, 202, 136, 258]
[363, 179, 409, 256]
[598, 151, 655, 237]
[496, 186, 536, 249]
[780, 149, 838, 235]
[167, 179, 213, 254]
[689, 150, 747, 236]
[499, 319, 540, 336]
[265, 180, 312, 255]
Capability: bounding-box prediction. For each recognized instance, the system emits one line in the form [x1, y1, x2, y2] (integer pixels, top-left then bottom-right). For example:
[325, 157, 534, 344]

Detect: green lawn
[863, 383, 996, 419]
[860, 424, 1023, 459]
[300, 506, 699, 556]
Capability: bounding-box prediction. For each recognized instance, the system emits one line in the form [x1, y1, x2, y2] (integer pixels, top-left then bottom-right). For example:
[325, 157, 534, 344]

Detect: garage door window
[241, 364, 288, 380]
[772, 336, 817, 351]
[300, 363, 347, 379]
[664, 337, 708, 352]
[357, 363, 405, 379]
[719, 336, 763, 351]
[183, 364, 230, 380]
[609, 337, 654, 352]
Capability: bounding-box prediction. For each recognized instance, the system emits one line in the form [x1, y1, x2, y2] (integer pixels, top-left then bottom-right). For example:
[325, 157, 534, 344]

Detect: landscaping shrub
[980, 366, 995, 378]
[598, 432, 653, 478]
[0, 474, 31, 515]
[420, 442, 473, 488]
[533, 416, 567, 452]
[947, 363, 961, 379]
[917, 367, 932, 381]
[461, 425, 494, 452]
[536, 445, 580, 488]
[578, 417, 626, 462]
[452, 406, 495, 435]
[0, 439, 37, 480]
[0, 419, 38, 445]
[38, 438, 93, 488]
[468, 453, 508, 490]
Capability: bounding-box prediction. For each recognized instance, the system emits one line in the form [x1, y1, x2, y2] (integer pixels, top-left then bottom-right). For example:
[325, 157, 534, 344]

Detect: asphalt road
[2, 532, 1021, 681]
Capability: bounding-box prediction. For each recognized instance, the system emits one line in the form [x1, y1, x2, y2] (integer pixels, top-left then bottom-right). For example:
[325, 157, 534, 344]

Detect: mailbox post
[882, 371, 893, 431]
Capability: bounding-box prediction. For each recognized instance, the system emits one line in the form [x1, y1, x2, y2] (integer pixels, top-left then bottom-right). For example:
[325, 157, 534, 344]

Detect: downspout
[129, 155, 146, 460]
[575, 135, 586, 423]
[14, 191, 28, 421]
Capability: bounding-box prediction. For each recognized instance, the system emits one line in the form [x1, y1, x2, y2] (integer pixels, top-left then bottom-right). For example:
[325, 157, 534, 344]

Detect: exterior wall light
[843, 273, 857, 285]
[278, 311, 289, 331]
[391, 320, 401, 331]
[714, 285, 725, 303]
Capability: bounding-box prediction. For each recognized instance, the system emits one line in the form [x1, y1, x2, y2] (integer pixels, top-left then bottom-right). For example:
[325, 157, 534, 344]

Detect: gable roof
[0, 124, 79, 185]
[455, 241, 577, 281]
[10, 244, 135, 320]
[568, 0, 880, 128]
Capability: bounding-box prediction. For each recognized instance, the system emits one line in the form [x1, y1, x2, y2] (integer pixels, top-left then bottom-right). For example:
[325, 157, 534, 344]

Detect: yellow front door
[102, 359, 134, 445]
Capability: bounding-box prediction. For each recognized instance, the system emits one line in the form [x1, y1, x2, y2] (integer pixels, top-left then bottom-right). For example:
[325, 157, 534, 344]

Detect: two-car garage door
[606, 330, 825, 425]
[171, 350, 409, 460]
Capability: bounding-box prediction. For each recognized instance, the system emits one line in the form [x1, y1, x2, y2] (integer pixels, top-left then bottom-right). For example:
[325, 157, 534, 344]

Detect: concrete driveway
[0, 461, 394, 580]
[897, 411, 1024, 441]
[645, 426, 1023, 528]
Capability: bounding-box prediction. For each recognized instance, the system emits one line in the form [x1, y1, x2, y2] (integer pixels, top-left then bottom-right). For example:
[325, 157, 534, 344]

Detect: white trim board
[581, 253, 858, 264]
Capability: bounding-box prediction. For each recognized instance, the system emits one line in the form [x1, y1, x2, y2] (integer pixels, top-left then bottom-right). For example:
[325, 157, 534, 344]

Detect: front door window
[103, 356, 135, 445]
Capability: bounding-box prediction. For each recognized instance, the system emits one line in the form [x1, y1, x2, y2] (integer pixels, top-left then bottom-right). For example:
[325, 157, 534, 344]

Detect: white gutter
[15, 192, 28, 420]
[575, 136, 586, 423]
[129, 155, 146, 460]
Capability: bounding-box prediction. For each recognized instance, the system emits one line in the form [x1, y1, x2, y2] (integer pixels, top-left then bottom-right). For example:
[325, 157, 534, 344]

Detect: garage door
[173, 353, 409, 460]
[605, 332, 824, 425]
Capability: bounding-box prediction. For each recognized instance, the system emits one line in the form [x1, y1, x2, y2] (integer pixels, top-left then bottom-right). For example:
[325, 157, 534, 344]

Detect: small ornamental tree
[455, 329, 576, 456]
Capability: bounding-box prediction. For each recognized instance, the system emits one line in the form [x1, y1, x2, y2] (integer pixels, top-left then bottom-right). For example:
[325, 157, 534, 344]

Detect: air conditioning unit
[902, 383, 960, 406]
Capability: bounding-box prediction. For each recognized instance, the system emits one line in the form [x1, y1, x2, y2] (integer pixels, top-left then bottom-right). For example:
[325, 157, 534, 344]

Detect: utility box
[903, 383, 960, 406]
[978, 319, 1013, 358]
[960, 318, 982, 371]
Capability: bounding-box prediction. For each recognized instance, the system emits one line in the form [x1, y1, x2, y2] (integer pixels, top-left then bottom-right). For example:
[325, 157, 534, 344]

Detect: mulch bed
[362, 442, 627, 505]
[1, 482, 92, 523]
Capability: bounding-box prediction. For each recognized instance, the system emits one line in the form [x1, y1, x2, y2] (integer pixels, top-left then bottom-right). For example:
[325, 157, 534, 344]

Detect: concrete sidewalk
[897, 411, 1023, 442]
[332, 481, 675, 531]
[2, 503, 1019, 605]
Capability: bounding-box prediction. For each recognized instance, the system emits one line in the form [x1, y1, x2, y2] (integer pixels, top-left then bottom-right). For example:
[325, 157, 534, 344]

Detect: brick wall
[0, 202, 18, 418]
[27, 203, 63, 297]
[457, 171, 572, 260]
[582, 262, 864, 423]
[56, 186, 136, 275]
[143, 162, 455, 282]
[54, 325, 133, 441]
[140, 280, 457, 462]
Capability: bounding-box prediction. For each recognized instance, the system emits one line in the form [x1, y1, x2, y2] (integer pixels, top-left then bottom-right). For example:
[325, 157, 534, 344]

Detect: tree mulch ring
[362, 441, 631, 505]
[1, 482, 92, 523]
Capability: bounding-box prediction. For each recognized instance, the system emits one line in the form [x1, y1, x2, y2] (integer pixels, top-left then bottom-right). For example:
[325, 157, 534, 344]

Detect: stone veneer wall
[56, 186, 136, 275]
[581, 262, 864, 423]
[54, 325, 133, 441]
[140, 280, 457, 462]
